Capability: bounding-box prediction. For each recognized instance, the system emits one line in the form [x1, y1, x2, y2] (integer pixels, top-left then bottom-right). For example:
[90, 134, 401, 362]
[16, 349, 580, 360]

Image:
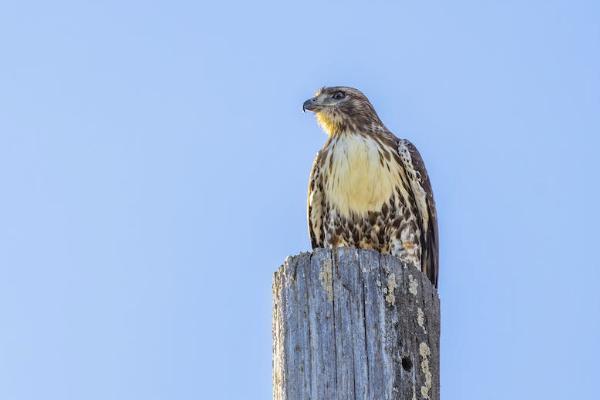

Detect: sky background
[1, 0, 599, 399]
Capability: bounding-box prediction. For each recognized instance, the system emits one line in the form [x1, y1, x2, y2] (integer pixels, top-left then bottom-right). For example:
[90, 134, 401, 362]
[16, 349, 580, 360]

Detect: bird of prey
[303, 86, 439, 287]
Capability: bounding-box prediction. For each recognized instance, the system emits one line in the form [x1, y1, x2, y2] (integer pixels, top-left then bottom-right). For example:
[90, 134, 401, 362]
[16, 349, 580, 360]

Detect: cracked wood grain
[273, 248, 440, 400]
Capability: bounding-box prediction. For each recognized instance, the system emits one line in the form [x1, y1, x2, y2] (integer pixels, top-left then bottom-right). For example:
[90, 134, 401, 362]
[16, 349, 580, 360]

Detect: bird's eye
[332, 91, 345, 100]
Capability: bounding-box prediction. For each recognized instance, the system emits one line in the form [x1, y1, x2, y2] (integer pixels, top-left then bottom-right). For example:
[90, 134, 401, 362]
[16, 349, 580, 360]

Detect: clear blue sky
[1, 1, 599, 399]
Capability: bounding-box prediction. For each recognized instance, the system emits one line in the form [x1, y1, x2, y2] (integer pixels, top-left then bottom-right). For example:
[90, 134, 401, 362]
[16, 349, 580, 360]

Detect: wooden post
[273, 248, 440, 400]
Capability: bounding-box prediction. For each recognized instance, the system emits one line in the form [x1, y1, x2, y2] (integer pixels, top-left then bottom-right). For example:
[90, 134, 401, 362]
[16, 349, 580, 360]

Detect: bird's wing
[399, 139, 439, 287]
[307, 151, 324, 249]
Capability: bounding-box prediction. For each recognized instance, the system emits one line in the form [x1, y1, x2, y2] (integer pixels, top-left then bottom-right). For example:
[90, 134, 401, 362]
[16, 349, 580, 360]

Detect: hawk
[303, 86, 439, 287]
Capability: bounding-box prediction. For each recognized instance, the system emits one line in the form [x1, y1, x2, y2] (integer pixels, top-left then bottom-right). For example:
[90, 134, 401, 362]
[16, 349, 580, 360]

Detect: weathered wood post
[273, 248, 440, 400]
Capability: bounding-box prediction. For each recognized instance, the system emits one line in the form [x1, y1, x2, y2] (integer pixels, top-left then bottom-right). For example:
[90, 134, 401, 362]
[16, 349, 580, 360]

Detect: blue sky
[1, 0, 599, 399]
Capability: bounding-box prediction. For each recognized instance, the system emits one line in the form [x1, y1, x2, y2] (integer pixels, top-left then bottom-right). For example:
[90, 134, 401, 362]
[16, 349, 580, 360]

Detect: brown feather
[306, 86, 439, 287]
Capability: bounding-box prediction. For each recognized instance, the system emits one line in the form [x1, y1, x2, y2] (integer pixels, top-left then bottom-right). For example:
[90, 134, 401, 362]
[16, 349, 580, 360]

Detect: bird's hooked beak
[302, 97, 322, 112]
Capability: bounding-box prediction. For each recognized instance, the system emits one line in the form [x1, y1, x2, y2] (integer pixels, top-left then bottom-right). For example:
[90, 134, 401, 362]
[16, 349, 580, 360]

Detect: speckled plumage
[305, 87, 439, 287]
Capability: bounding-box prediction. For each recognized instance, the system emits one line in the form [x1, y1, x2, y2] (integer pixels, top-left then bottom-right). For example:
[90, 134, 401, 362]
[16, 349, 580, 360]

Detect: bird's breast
[323, 133, 404, 218]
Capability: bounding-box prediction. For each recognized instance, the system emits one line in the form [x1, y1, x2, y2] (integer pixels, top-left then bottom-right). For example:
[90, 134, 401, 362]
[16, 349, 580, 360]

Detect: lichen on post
[272, 248, 440, 400]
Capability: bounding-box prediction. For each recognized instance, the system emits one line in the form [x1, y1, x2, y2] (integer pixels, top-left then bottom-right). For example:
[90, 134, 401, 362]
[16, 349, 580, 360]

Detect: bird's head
[303, 86, 383, 136]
